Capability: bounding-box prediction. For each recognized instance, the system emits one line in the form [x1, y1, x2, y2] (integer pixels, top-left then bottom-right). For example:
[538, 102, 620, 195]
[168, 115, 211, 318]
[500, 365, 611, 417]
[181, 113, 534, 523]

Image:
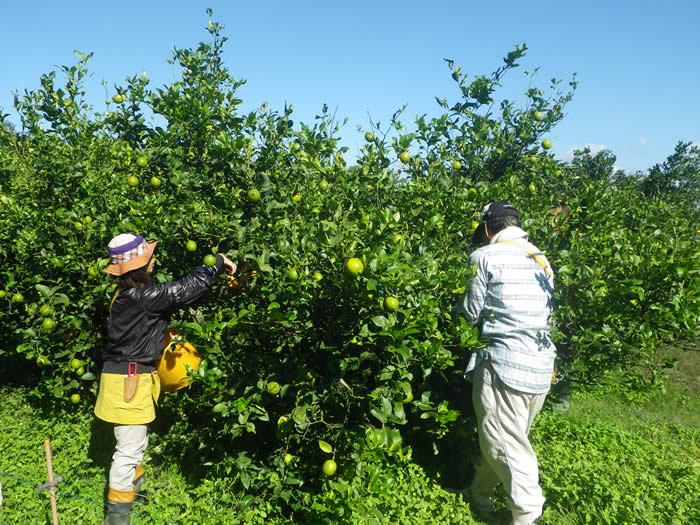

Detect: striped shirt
[454, 226, 556, 394]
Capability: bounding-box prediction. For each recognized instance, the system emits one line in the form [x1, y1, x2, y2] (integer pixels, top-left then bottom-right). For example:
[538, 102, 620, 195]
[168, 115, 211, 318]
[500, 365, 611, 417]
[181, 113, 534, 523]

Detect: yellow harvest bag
[156, 328, 202, 393]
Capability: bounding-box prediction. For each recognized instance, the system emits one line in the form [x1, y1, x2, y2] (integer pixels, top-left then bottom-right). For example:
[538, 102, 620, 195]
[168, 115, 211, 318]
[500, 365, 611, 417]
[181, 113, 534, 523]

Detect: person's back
[465, 225, 556, 394]
[454, 201, 556, 525]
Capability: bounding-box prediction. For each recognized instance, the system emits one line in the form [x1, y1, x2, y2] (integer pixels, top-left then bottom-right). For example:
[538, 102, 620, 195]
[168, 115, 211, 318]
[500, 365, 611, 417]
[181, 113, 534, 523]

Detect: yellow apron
[94, 371, 161, 425]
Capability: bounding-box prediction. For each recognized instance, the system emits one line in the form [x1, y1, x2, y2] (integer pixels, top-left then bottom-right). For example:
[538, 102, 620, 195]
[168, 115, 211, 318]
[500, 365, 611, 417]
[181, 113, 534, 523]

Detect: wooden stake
[43, 440, 60, 525]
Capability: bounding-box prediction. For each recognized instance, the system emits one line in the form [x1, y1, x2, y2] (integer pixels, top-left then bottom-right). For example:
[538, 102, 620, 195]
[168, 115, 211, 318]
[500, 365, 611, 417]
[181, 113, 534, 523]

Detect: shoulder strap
[497, 240, 552, 277]
[109, 289, 120, 313]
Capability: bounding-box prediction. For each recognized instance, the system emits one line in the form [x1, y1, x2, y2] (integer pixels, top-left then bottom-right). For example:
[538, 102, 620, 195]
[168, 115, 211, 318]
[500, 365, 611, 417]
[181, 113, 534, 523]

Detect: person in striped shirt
[454, 201, 556, 525]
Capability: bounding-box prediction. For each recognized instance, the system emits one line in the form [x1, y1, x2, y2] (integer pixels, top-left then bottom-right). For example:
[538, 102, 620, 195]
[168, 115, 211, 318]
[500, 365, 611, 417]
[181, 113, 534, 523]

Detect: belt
[102, 361, 156, 375]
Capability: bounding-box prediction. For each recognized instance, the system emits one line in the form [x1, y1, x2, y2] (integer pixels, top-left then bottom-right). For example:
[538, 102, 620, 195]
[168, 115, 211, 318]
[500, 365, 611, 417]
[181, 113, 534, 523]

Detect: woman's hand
[219, 254, 237, 275]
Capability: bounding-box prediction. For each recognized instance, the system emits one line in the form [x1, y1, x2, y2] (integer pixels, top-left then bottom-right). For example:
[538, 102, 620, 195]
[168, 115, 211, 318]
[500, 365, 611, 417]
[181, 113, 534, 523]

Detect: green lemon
[247, 188, 261, 202]
[322, 459, 337, 476]
[384, 296, 399, 312]
[345, 258, 364, 275]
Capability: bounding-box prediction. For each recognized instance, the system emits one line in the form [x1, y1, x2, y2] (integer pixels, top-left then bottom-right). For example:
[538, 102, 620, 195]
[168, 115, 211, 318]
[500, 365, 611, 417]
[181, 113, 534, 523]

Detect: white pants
[470, 361, 547, 525]
[110, 424, 148, 494]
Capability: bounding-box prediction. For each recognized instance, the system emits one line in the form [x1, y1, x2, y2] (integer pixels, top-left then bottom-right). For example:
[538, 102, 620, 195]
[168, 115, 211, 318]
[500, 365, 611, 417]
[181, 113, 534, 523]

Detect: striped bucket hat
[105, 233, 158, 276]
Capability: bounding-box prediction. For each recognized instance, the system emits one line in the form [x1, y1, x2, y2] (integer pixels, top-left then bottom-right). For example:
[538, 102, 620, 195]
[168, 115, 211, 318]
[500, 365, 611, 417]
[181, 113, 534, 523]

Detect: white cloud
[584, 143, 606, 154]
[633, 138, 649, 154]
[559, 143, 606, 162]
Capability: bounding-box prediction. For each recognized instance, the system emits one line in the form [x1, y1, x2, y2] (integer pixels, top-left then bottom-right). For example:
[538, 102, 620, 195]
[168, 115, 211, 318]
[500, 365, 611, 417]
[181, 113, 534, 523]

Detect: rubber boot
[133, 464, 145, 495]
[104, 487, 135, 525]
[103, 501, 132, 525]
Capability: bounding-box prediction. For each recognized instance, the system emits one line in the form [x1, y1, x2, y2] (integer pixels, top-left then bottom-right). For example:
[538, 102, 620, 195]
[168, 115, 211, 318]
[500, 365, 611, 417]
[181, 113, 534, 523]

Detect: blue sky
[3, 1, 698, 173]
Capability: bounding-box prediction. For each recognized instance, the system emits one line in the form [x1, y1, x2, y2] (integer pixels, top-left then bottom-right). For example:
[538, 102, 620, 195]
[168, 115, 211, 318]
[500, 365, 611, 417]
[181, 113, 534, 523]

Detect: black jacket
[102, 256, 223, 370]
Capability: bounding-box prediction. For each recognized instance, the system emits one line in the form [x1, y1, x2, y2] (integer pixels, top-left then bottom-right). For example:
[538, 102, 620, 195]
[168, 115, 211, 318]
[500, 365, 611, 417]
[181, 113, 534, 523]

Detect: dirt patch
[659, 340, 699, 396]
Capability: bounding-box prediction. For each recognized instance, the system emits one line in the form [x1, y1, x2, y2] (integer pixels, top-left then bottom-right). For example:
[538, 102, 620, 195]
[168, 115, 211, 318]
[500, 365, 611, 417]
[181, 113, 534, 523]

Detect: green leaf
[370, 407, 387, 424]
[292, 406, 309, 428]
[318, 440, 333, 454]
[371, 316, 388, 329]
[370, 395, 393, 425]
[35, 284, 53, 298]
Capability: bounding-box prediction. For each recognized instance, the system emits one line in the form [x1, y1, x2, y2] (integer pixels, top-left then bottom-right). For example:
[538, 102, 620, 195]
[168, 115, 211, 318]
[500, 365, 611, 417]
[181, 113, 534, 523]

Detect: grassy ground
[531, 345, 699, 524]
[0, 345, 697, 524]
[0, 389, 475, 524]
